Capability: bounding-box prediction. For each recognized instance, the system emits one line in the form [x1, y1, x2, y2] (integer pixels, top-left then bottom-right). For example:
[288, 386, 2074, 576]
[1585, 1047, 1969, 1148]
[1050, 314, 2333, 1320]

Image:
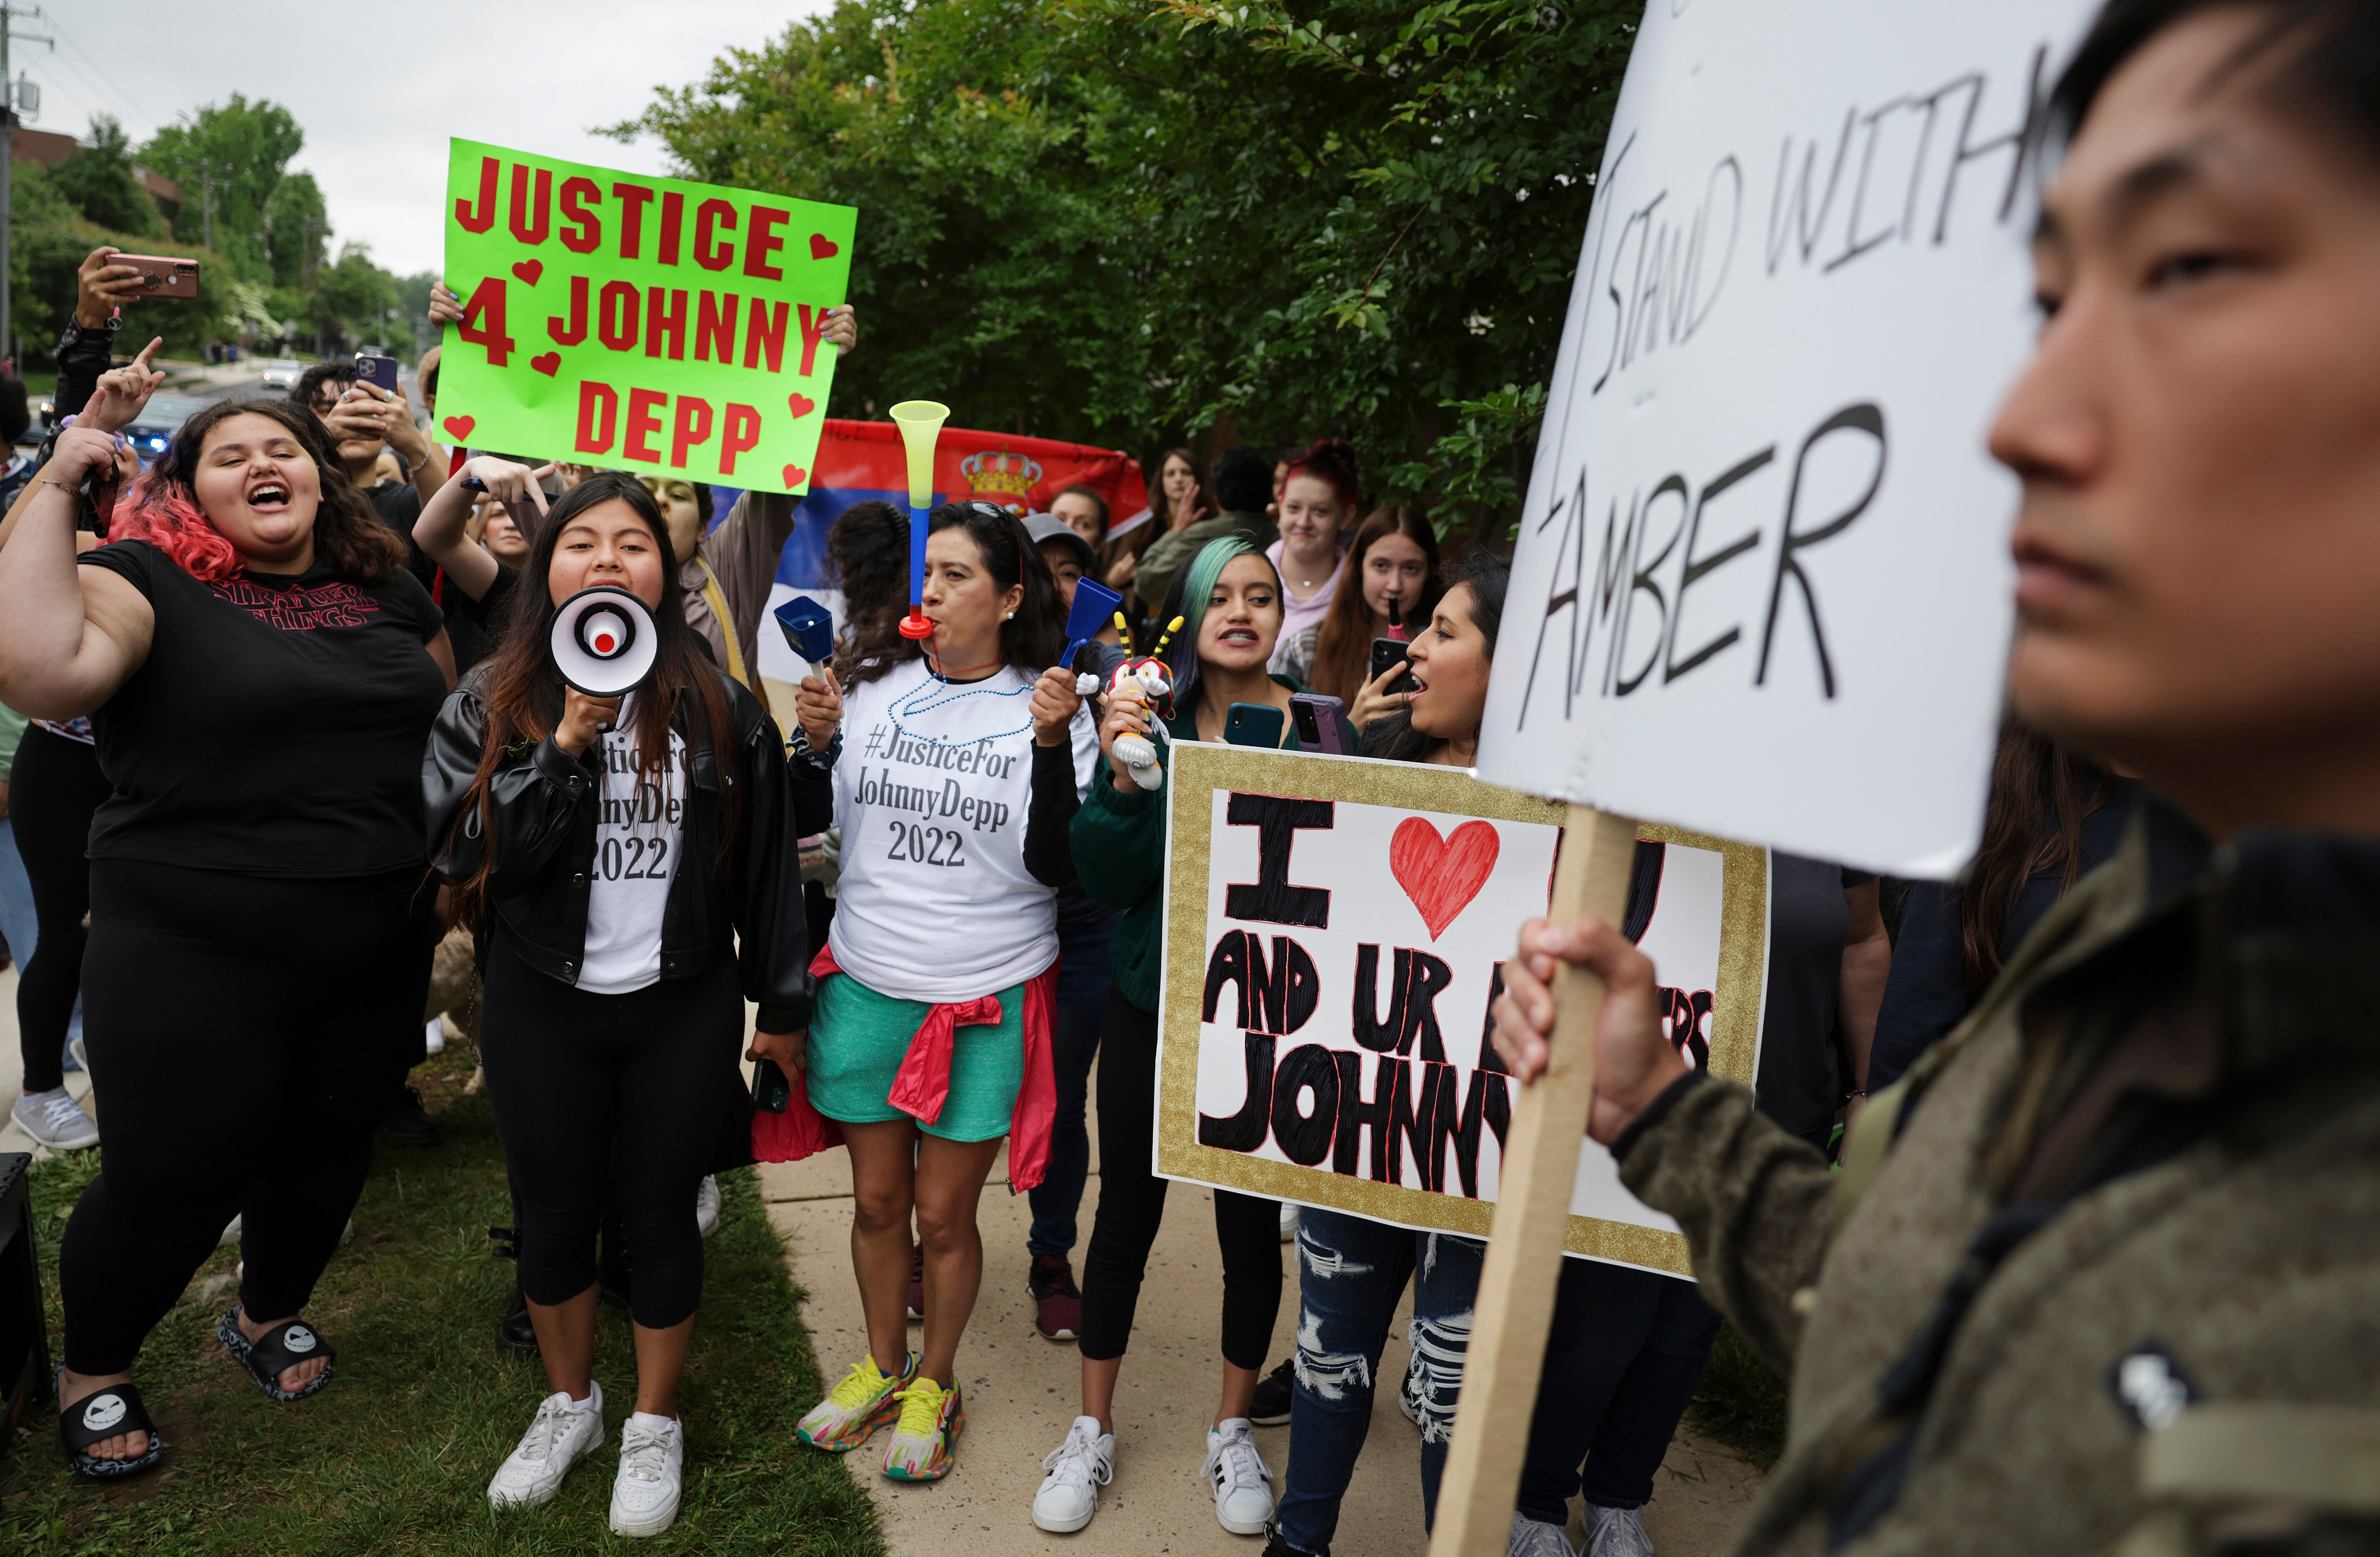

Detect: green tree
[140, 95, 305, 282]
[263, 171, 330, 289]
[305, 242, 400, 351]
[619, 0, 1634, 535]
[48, 116, 166, 238]
[8, 160, 230, 362]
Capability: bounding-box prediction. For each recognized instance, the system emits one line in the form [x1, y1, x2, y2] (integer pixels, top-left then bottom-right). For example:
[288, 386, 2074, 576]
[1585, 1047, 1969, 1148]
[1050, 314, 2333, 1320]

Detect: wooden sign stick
[1428, 804, 1640, 1557]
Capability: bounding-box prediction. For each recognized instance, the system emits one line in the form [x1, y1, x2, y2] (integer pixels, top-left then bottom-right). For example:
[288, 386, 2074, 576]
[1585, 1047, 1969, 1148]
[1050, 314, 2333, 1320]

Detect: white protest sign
[1478, 0, 2094, 877]
[1152, 744, 1767, 1278]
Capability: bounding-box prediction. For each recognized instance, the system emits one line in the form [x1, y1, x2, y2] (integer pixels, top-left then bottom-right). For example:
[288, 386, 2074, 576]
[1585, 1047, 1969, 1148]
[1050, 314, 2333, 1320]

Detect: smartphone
[1369, 636, 1411, 686]
[114, 254, 200, 300]
[1289, 692, 1349, 755]
[751, 1057, 792, 1115]
[1224, 702, 1286, 748]
[354, 354, 403, 396]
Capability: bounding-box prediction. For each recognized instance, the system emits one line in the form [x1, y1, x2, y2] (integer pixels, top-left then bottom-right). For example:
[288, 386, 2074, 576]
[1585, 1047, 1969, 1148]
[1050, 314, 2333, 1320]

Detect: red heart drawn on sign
[1389, 817, 1500, 941]
[809, 233, 838, 261]
[512, 259, 543, 286]
[530, 352, 561, 377]
[782, 464, 808, 488]
[787, 392, 816, 419]
[442, 415, 475, 442]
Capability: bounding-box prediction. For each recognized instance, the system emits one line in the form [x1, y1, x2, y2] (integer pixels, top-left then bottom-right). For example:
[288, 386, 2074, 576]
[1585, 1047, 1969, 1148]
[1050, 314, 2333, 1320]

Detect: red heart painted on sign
[442, 415, 475, 442]
[809, 233, 838, 261]
[512, 259, 543, 286]
[782, 464, 808, 488]
[530, 352, 561, 377]
[787, 392, 816, 419]
[1388, 817, 1500, 941]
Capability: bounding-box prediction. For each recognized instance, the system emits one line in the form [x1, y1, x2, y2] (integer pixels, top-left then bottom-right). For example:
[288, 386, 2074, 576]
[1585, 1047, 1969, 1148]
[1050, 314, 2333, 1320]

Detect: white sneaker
[1031, 1415, 1115, 1533]
[609, 1411, 685, 1536]
[1278, 1201, 1300, 1242]
[488, 1382, 606, 1509]
[1202, 1416, 1275, 1535]
[696, 1175, 721, 1240]
[1585, 1504, 1655, 1557]
[13, 1087, 99, 1151]
[1512, 1511, 1582, 1557]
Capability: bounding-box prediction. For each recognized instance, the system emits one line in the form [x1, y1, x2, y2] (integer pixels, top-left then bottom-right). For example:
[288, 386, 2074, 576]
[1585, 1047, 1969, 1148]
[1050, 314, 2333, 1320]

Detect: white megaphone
[550, 585, 659, 697]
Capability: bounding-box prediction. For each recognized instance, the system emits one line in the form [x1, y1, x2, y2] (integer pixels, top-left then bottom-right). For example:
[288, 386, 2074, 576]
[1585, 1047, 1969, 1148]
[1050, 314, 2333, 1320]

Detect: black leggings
[1079, 989, 1281, 1368]
[478, 927, 743, 1330]
[60, 859, 434, 1375]
[12, 726, 107, 1094]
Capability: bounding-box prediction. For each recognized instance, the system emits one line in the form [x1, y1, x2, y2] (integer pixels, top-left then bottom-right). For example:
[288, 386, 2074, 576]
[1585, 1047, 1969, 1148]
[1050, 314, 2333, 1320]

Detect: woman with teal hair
[1027, 536, 1344, 1538]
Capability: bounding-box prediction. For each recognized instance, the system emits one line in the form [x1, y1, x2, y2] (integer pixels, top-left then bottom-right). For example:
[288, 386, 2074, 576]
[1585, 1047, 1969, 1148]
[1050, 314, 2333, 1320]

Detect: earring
[1004, 611, 1015, 620]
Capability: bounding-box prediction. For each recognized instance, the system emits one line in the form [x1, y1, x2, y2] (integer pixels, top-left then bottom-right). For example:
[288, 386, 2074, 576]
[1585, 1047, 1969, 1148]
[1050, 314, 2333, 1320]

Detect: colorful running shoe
[795, 1353, 916, 1452]
[881, 1376, 964, 1481]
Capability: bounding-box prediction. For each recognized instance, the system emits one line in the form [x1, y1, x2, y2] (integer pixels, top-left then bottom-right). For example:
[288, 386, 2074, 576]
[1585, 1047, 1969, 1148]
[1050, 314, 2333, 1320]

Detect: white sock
[629, 1410, 678, 1433]
[563, 1382, 602, 1412]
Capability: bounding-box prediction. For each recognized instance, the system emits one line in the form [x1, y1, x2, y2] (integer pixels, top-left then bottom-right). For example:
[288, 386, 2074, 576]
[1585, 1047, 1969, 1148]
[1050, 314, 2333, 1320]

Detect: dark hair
[1362, 552, 1512, 762]
[113, 397, 406, 586]
[1958, 716, 2115, 998]
[1283, 436, 1360, 515]
[1210, 447, 1272, 513]
[1056, 483, 1111, 539]
[825, 499, 911, 675]
[1307, 506, 1445, 705]
[839, 501, 1065, 688]
[448, 474, 742, 926]
[2048, 0, 2380, 164]
[291, 361, 357, 411]
[1153, 446, 1207, 531]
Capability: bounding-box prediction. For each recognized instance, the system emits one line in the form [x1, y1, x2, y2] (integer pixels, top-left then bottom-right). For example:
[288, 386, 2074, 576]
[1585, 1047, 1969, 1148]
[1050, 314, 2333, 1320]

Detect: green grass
[1687, 1323, 1790, 1468]
[0, 1047, 884, 1556]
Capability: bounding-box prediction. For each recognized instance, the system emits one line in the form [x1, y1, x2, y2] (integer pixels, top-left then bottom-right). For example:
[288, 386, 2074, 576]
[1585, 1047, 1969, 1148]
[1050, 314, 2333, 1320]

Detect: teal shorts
[807, 971, 1025, 1142]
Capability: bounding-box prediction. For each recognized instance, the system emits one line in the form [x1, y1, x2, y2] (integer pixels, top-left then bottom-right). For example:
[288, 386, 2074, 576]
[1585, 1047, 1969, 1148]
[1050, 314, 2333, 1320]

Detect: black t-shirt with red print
[77, 538, 448, 877]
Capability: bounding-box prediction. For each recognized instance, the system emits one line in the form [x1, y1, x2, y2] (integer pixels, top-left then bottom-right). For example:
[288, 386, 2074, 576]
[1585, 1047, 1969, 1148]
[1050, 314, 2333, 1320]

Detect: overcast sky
[14, 0, 829, 278]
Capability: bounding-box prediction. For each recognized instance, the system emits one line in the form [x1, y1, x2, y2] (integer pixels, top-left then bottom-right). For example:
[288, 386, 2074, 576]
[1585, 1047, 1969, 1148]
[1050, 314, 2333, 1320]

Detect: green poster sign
[438, 138, 856, 495]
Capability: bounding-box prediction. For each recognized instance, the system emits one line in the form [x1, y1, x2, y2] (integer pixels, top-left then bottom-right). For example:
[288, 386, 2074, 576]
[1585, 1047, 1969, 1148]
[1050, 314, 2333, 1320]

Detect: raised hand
[1030, 665, 1084, 747]
[82, 339, 166, 435]
[794, 668, 845, 752]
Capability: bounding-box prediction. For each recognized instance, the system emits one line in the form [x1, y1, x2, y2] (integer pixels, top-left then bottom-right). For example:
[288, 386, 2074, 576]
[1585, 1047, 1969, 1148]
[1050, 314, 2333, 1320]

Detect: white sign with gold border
[1154, 742, 1767, 1278]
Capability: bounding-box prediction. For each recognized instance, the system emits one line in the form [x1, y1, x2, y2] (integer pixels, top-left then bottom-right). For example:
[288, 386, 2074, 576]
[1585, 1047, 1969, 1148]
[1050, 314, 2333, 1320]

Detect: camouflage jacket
[1617, 799, 2380, 1557]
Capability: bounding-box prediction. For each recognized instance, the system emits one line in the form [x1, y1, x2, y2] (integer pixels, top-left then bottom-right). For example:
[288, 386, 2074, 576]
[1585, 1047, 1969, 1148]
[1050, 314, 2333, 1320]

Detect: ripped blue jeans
[1274, 1208, 1483, 1555]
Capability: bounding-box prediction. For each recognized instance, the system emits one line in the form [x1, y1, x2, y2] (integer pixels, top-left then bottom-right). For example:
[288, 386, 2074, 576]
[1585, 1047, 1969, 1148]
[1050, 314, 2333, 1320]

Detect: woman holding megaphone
[423, 473, 809, 1537]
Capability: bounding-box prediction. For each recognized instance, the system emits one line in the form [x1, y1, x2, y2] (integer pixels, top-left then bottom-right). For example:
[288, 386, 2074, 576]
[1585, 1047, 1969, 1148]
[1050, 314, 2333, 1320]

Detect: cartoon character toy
[1097, 616, 1183, 792]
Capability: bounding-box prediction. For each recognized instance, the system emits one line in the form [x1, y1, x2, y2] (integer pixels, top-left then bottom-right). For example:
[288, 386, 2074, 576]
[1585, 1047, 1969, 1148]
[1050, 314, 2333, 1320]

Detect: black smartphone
[354, 354, 403, 397]
[751, 1057, 791, 1114]
[1289, 692, 1349, 754]
[1370, 636, 1411, 686]
[1224, 702, 1286, 748]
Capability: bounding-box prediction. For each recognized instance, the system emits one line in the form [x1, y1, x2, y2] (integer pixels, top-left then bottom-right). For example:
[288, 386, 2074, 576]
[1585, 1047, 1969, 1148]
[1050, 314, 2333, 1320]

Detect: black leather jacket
[423, 665, 813, 1031]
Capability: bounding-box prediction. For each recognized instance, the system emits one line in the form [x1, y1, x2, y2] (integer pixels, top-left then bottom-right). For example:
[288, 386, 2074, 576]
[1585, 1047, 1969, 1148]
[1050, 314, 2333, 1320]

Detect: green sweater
[1068, 682, 1310, 1012]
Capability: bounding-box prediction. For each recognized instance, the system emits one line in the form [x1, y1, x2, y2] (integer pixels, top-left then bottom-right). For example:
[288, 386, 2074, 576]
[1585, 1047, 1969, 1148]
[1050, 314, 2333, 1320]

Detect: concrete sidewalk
[758, 1066, 1764, 1557]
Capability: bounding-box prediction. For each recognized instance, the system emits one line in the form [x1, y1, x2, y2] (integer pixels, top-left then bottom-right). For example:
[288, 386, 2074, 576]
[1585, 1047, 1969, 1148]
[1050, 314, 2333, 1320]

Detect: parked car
[257, 358, 303, 390]
[120, 394, 210, 459]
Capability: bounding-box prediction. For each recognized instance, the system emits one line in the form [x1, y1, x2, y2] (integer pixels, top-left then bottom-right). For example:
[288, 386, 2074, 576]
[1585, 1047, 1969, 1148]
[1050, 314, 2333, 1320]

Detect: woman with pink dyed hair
[0, 363, 456, 1480]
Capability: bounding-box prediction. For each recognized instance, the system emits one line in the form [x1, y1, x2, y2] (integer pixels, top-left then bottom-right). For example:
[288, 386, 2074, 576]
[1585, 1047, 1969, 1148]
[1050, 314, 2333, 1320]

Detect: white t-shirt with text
[579, 704, 688, 995]
[827, 656, 1096, 1001]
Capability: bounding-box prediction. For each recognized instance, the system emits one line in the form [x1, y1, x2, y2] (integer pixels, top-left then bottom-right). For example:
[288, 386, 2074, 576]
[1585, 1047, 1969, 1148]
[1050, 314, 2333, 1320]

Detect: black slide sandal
[57, 1368, 167, 1479]
[216, 1308, 337, 1402]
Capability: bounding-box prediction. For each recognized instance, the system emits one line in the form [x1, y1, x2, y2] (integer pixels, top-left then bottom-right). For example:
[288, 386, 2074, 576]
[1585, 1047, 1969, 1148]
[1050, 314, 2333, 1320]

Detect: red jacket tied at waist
[750, 943, 1058, 1194]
